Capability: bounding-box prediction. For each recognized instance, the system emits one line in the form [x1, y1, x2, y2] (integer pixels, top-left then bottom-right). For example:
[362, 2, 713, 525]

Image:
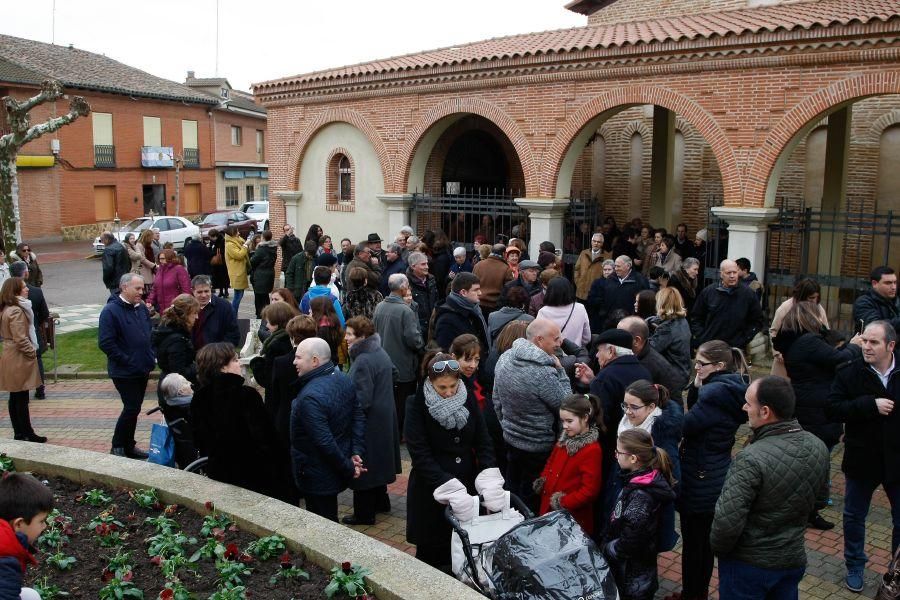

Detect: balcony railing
[183, 147, 199, 168]
[94, 145, 116, 168]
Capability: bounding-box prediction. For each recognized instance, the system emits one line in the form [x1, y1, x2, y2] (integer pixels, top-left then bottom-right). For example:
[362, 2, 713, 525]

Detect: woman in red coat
[534, 393, 604, 535]
[148, 249, 192, 313]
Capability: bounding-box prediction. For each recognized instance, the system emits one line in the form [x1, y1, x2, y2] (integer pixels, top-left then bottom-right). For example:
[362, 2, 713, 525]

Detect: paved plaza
[0, 378, 896, 599]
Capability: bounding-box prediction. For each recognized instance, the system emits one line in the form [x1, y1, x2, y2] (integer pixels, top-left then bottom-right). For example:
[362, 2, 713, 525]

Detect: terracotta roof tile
[255, 0, 900, 90]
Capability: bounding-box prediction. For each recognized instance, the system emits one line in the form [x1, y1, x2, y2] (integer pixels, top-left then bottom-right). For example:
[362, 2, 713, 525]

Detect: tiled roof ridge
[254, 0, 899, 90]
[0, 33, 218, 105]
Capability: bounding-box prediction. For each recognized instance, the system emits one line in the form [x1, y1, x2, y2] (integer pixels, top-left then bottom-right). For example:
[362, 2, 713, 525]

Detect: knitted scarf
[423, 378, 469, 431]
[618, 406, 662, 436]
[17, 297, 38, 350]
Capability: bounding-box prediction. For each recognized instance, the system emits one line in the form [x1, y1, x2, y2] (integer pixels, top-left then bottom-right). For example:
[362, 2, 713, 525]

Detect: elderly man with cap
[367, 233, 386, 266]
[473, 243, 514, 318]
[499, 259, 542, 307]
[575, 328, 652, 517]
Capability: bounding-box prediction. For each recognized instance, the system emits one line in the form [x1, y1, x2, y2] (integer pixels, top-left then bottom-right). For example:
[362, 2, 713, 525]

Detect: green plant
[104, 549, 135, 581]
[160, 554, 196, 580]
[159, 581, 194, 600]
[0, 453, 14, 474]
[79, 488, 113, 506]
[244, 534, 285, 561]
[200, 511, 233, 537]
[32, 576, 69, 599]
[189, 537, 225, 563]
[325, 562, 372, 598]
[145, 514, 181, 535]
[129, 487, 162, 510]
[215, 559, 252, 587]
[88, 512, 126, 547]
[269, 565, 310, 585]
[98, 576, 144, 600]
[46, 549, 77, 570]
[146, 530, 196, 560]
[37, 528, 68, 551]
[207, 585, 246, 600]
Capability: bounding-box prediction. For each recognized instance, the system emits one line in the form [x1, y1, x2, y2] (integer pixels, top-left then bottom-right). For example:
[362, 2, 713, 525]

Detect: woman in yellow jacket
[224, 226, 251, 314]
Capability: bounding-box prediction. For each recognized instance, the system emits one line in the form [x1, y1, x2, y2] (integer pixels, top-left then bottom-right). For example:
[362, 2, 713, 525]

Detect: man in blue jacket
[291, 337, 365, 521]
[98, 273, 155, 459]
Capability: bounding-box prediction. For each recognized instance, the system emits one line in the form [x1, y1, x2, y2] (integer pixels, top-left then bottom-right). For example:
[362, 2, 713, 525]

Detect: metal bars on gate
[411, 188, 528, 249]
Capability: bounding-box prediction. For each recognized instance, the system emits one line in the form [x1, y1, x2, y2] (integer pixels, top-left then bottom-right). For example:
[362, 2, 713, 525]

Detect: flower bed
[4, 458, 373, 599]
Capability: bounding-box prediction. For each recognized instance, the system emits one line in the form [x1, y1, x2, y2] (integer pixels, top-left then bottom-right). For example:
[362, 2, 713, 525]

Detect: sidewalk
[1, 379, 895, 598]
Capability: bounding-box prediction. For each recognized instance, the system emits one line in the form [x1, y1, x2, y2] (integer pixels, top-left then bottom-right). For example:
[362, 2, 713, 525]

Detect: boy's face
[14, 511, 49, 544]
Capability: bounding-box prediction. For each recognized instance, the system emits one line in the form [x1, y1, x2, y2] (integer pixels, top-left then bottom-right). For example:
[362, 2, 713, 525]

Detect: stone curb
[0, 441, 483, 600]
[52, 371, 160, 380]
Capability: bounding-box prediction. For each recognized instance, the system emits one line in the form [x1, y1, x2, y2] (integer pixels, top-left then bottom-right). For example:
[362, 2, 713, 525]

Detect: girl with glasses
[533, 393, 604, 535]
[677, 340, 749, 600]
[602, 428, 676, 600]
[405, 351, 496, 569]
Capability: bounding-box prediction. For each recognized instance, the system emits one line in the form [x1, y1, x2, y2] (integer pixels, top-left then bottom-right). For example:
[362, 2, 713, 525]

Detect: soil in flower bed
[23, 474, 373, 599]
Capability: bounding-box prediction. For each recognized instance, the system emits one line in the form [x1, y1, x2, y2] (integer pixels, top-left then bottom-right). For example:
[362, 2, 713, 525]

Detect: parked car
[199, 210, 258, 240]
[241, 201, 269, 231]
[92, 215, 200, 255]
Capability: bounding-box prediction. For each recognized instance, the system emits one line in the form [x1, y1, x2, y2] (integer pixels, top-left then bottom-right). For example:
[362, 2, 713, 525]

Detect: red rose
[150, 555, 162, 565]
[279, 551, 292, 569]
[224, 543, 239, 560]
[160, 590, 174, 600]
[101, 569, 114, 582]
[204, 501, 214, 511]
[123, 570, 133, 582]
[342, 561, 352, 574]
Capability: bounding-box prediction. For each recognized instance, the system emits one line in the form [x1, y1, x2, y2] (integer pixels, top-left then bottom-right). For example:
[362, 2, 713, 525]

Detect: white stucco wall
[295, 122, 387, 243]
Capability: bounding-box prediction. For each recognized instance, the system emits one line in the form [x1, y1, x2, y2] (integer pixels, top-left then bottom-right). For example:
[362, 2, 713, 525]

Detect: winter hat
[316, 253, 338, 267]
[505, 246, 521, 257]
[595, 328, 633, 349]
[696, 229, 708, 242]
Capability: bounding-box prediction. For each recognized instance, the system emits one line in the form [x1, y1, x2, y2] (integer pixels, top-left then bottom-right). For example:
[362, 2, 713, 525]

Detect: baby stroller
[145, 398, 199, 471]
[446, 493, 617, 599]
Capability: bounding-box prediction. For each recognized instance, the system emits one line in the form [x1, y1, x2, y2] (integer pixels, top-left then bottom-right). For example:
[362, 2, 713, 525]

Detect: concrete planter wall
[0, 441, 483, 600]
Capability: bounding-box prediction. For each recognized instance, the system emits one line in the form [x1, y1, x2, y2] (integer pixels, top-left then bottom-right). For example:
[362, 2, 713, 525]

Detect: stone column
[650, 106, 676, 230]
[377, 194, 414, 240]
[514, 198, 570, 259]
[277, 191, 303, 230]
[710, 206, 780, 283]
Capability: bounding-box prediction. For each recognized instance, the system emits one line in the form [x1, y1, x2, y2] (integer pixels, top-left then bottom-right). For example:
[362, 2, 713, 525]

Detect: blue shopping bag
[147, 422, 176, 467]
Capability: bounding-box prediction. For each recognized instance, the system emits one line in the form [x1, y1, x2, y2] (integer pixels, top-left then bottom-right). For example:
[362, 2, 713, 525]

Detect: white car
[241, 201, 269, 231]
[92, 216, 201, 255]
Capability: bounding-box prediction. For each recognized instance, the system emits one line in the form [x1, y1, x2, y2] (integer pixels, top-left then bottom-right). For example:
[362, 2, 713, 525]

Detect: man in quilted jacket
[710, 376, 828, 599]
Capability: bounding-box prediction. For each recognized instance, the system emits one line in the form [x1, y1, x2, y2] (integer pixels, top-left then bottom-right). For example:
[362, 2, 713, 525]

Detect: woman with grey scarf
[405, 352, 496, 569]
[0, 277, 45, 442]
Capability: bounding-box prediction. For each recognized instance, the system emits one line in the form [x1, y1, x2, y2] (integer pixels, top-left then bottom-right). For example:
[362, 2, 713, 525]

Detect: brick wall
[213, 111, 266, 164]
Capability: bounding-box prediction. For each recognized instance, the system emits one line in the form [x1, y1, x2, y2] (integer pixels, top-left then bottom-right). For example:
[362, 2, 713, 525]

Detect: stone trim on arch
[747, 71, 900, 207]
[287, 108, 394, 192]
[396, 97, 538, 195]
[541, 86, 740, 203]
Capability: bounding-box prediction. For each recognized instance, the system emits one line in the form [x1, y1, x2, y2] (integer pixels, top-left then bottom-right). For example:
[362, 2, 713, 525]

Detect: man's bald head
[720, 259, 740, 288]
[526, 318, 562, 357]
[293, 337, 333, 376]
[618, 315, 649, 352]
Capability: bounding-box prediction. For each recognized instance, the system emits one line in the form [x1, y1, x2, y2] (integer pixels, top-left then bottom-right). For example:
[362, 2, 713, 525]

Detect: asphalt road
[41, 255, 111, 308]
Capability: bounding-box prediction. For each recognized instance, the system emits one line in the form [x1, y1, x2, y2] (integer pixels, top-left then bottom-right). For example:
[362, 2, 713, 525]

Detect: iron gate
[411, 188, 528, 249]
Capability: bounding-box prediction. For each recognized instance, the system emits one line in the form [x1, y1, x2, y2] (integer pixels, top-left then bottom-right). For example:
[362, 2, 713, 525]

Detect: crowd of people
[3, 214, 900, 600]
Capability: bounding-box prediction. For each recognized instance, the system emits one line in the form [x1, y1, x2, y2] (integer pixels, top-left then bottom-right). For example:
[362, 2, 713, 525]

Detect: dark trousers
[395, 380, 416, 438]
[506, 446, 551, 513]
[253, 292, 270, 319]
[36, 352, 45, 392]
[352, 485, 390, 522]
[416, 542, 450, 571]
[843, 477, 900, 570]
[112, 376, 149, 450]
[8, 390, 35, 437]
[680, 511, 716, 599]
[718, 558, 804, 600]
[304, 494, 338, 522]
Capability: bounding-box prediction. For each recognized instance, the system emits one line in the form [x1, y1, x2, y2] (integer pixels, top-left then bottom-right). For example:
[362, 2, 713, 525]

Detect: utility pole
[174, 154, 183, 215]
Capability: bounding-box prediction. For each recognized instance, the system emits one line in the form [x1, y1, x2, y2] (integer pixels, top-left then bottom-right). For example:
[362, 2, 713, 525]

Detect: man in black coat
[9, 261, 50, 400]
[498, 260, 542, 307]
[591, 255, 649, 330]
[406, 251, 439, 337]
[100, 232, 131, 294]
[190, 275, 240, 349]
[690, 259, 764, 350]
[618, 316, 688, 396]
[853, 266, 900, 332]
[278, 224, 303, 277]
[433, 272, 491, 355]
[379, 243, 408, 297]
[826, 320, 900, 592]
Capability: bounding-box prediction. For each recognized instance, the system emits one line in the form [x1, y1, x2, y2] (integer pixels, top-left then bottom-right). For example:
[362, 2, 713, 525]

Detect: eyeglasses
[431, 360, 460, 373]
[613, 449, 631, 458]
[695, 359, 717, 368]
[621, 402, 646, 413]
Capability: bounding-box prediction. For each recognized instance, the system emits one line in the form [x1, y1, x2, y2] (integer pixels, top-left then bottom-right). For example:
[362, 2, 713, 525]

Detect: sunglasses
[431, 360, 460, 374]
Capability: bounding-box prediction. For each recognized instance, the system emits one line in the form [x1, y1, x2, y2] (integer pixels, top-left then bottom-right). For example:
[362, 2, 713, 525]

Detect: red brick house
[255, 0, 900, 326]
[0, 34, 219, 241]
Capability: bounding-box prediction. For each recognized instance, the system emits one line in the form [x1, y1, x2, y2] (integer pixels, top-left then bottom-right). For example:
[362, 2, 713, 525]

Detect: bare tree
[0, 80, 90, 252]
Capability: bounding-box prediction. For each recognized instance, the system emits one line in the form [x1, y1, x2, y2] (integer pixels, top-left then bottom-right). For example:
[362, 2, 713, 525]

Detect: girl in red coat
[534, 393, 604, 535]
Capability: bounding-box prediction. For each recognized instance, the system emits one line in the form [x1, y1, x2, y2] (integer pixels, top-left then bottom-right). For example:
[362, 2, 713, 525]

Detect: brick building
[255, 0, 900, 312]
[184, 73, 268, 212]
[0, 34, 220, 241]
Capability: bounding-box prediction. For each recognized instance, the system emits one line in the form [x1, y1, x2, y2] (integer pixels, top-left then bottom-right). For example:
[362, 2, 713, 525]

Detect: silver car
[92, 216, 201, 255]
[241, 201, 269, 231]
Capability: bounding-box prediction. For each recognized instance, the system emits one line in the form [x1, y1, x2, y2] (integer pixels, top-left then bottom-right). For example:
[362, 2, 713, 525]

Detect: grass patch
[44, 329, 109, 371]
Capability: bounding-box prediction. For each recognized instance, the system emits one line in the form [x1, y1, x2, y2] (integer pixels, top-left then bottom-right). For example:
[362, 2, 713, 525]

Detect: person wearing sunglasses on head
[405, 352, 498, 570]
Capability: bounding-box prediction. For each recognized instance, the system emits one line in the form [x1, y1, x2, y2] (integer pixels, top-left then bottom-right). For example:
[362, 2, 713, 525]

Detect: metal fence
[411, 188, 528, 250]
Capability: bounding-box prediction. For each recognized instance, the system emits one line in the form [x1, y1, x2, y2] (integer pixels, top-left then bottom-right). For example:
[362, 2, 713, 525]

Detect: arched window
[338, 155, 352, 201]
[629, 132, 643, 217]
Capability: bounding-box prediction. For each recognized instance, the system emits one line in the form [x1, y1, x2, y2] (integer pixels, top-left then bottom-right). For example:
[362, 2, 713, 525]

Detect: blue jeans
[231, 288, 244, 314]
[718, 558, 805, 600]
[843, 477, 900, 570]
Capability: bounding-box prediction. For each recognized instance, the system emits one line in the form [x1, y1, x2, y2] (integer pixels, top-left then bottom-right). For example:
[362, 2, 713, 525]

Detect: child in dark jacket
[534, 393, 604, 536]
[0, 472, 54, 600]
[603, 428, 677, 600]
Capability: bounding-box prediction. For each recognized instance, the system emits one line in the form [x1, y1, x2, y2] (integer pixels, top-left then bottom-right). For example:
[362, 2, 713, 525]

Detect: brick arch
[867, 108, 900, 145]
[542, 86, 739, 202]
[620, 120, 652, 140]
[748, 72, 900, 207]
[396, 97, 537, 195]
[287, 108, 394, 192]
